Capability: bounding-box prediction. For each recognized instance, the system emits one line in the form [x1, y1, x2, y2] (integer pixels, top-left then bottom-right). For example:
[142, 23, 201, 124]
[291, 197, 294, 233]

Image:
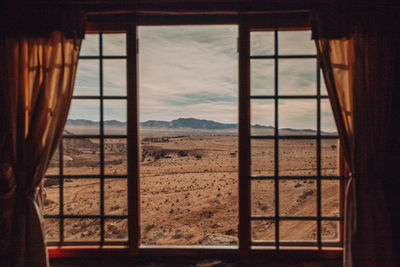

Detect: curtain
[312, 7, 400, 267]
[0, 31, 81, 266]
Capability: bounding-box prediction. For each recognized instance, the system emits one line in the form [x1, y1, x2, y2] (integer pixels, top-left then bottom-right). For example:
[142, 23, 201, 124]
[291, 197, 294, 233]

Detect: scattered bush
[43, 178, 59, 187]
[44, 199, 55, 206]
[142, 137, 170, 143]
[178, 150, 188, 157]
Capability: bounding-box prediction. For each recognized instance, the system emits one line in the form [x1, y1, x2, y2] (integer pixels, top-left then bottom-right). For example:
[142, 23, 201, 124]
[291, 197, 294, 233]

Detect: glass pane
[321, 139, 339, 176]
[252, 220, 275, 241]
[140, 136, 238, 246]
[65, 100, 100, 134]
[322, 220, 340, 241]
[321, 99, 337, 135]
[80, 34, 99, 56]
[139, 25, 238, 246]
[279, 179, 316, 216]
[251, 31, 274, 56]
[320, 70, 328, 96]
[74, 59, 100, 96]
[63, 179, 100, 215]
[103, 59, 127, 96]
[104, 100, 127, 135]
[279, 59, 316, 95]
[43, 178, 59, 215]
[280, 220, 317, 241]
[44, 218, 59, 242]
[251, 180, 275, 216]
[104, 139, 127, 175]
[279, 139, 317, 176]
[105, 219, 128, 241]
[103, 34, 126, 56]
[251, 59, 274, 95]
[251, 139, 274, 176]
[251, 99, 274, 136]
[321, 180, 340, 217]
[63, 138, 100, 175]
[138, 25, 238, 126]
[64, 219, 100, 241]
[105, 178, 127, 215]
[278, 99, 316, 135]
[278, 31, 315, 55]
[45, 146, 59, 175]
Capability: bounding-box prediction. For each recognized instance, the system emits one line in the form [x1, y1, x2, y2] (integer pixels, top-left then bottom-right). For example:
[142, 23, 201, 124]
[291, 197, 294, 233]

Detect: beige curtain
[312, 7, 400, 267]
[0, 32, 81, 266]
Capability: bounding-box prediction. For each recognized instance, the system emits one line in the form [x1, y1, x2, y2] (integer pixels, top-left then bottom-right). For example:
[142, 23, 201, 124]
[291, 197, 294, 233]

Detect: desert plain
[43, 127, 341, 247]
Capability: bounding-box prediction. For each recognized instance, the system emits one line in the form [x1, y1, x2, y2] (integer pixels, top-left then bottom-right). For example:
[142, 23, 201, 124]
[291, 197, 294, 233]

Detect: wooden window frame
[47, 12, 345, 260]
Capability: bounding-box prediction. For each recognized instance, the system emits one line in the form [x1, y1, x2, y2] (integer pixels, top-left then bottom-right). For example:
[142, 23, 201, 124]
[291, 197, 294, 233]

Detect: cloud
[278, 59, 316, 95]
[279, 99, 317, 129]
[103, 59, 126, 96]
[138, 25, 238, 123]
[278, 31, 315, 55]
[104, 100, 127, 121]
[321, 99, 336, 132]
[80, 34, 99, 56]
[71, 28, 337, 132]
[102, 34, 126, 56]
[68, 99, 99, 121]
[251, 59, 274, 95]
[251, 99, 274, 127]
[74, 59, 100, 95]
[251, 31, 274, 56]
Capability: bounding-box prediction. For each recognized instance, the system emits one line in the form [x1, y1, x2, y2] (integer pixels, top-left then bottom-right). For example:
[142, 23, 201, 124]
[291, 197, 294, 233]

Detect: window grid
[43, 28, 343, 250]
[248, 29, 343, 248]
[44, 33, 128, 246]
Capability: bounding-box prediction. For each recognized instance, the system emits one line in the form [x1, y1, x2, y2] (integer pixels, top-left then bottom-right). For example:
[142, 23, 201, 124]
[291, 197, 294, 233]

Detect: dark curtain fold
[0, 30, 82, 267]
[312, 7, 400, 267]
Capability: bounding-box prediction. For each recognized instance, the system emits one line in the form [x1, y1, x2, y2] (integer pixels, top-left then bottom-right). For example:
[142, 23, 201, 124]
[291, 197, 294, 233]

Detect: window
[44, 16, 344, 256]
[138, 25, 239, 246]
[248, 30, 342, 248]
[44, 33, 129, 245]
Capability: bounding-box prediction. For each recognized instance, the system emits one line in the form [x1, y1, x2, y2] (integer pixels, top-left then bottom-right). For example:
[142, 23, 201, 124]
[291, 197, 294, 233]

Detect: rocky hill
[66, 118, 336, 135]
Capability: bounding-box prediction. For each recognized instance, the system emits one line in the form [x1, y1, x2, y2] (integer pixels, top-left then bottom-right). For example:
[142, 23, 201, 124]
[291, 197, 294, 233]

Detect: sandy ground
[43, 134, 340, 246]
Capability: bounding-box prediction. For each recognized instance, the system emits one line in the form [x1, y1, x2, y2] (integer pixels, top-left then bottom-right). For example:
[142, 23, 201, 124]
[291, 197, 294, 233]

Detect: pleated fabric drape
[0, 31, 81, 267]
[312, 7, 400, 267]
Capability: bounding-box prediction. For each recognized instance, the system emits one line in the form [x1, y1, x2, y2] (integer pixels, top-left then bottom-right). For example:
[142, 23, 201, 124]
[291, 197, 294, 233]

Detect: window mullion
[316, 59, 322, 249]
[99, 32, 106, 246]
[274, 29, 280, 250]
[59, 141, 64, 245]
[238, 21, 251, 254]
[127, 24, 140, 253]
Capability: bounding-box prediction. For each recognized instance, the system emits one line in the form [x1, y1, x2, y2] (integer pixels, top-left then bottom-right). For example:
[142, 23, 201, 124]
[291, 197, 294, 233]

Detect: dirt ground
[43, 134, 340, 246]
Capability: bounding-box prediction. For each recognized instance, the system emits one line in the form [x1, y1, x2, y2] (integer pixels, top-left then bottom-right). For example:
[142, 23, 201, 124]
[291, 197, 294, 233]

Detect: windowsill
[48, 245, 342, 259]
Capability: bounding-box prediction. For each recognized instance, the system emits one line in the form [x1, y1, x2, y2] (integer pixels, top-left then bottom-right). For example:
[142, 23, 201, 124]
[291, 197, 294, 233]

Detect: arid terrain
[43, 127, 340, 246]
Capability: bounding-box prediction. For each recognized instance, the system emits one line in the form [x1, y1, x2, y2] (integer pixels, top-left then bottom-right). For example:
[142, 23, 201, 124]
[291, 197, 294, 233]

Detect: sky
[69, 26, 336, 132]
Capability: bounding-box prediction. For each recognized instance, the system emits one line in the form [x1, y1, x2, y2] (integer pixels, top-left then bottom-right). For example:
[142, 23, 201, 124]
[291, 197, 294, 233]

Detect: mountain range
[67, 118, 336, 135]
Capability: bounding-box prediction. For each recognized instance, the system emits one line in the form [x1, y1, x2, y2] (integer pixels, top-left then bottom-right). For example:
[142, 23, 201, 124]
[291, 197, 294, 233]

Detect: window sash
[46, 15, 345, 258]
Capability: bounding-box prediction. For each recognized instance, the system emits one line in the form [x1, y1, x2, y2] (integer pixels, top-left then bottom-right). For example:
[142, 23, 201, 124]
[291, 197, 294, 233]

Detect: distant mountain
[104, 120, 126, 126]
[67, 118, 240, 129]
[67, 119, 126, 126]
[66, 118, 336, 135]
[67, 119, 98, 126]
[253, 124, 274, 129]
[280, 128, 318, 134]
[141, 118, 274, 130]
[171, 118, 237, 129]
[141, 120, 171, 128]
